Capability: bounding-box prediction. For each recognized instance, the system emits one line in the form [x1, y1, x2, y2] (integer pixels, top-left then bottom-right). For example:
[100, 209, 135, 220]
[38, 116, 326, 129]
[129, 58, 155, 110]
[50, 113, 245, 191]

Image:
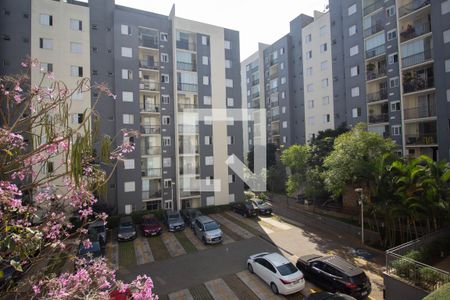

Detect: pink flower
[21, 62, 28, 68]
[14, 83, 23, 92]
[46, 143, 58, 154]
[14, 94, 23, 104]
[82, 239, 93, 249]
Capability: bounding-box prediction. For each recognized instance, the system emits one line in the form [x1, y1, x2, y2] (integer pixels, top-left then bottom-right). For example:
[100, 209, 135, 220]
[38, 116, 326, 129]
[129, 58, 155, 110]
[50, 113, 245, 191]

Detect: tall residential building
[1, 0, 244, 214]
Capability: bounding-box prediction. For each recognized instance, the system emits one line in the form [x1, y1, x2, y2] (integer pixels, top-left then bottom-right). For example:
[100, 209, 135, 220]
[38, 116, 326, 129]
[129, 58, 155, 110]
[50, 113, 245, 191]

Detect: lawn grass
[174, 231, 197, 254]
[222, 274, 259, 300]
[189, 284, 214, 300]
[147, 235, 170, 261]
[118, 241, 136, 268]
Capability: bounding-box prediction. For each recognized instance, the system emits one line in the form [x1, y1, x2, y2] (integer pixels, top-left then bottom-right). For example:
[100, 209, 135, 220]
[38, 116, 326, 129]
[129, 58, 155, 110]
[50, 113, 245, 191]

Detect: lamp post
[355, 187, 365, 245]
[170, 181, 176, 210]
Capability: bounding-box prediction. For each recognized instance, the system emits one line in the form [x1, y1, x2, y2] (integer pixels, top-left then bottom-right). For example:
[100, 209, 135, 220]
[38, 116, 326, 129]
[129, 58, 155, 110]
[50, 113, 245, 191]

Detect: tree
[281, 144, 311, 196]
[0, 60, 156, 299]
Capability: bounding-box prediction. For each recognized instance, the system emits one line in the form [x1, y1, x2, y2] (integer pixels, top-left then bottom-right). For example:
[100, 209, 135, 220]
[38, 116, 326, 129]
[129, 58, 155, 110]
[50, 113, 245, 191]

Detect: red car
[110, 289, 131, 300]
[140, 215, 162, 237]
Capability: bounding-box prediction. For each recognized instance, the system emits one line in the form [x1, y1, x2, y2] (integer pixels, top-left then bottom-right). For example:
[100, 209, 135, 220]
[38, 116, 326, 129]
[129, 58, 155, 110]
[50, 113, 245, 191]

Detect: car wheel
[247, 263, 253, 273]
[270, 282, 279, 294]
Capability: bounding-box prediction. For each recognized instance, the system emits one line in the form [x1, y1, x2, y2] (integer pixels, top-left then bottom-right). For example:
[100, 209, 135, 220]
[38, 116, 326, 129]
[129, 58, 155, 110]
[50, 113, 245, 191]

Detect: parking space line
[168, 288, 194, 300]
[134, 237, 154, 265]
[161, 232, 187, 257]
[204, 278, 239, 300]
[106, 239, 118, 269]
[222, 233, 235, 245]
[183, 229, 207, 251]
[224, 212, 274, 234]
[211, 214, 255, 239]
[236, 270, 284, 300]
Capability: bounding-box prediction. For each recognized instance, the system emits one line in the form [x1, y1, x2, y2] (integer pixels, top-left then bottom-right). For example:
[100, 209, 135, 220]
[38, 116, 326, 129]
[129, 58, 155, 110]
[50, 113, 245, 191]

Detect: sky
[116, 0, 329, 60]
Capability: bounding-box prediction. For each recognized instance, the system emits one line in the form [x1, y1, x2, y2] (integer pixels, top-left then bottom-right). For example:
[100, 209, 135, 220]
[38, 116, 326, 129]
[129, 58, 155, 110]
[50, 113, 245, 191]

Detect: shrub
[423, 283, 450, 300]
[391, 257, 416, 278]
[198, 204, 231, 215]
[419, 267, 448, 290]
[244, 191, 255, 200]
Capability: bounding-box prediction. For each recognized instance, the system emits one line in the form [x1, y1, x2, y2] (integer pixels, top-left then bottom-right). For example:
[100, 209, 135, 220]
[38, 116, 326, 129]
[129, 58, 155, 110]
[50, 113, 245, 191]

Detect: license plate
[292, 280, 299, 284]
[151, 232, 157, 236]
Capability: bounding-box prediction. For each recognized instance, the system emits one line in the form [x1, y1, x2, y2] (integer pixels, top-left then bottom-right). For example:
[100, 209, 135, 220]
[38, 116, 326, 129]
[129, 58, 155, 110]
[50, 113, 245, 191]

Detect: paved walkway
[183, 229, 207, 251]
[106, 238, 119, 269]
[236, 270, 283, 300]
[134, 237, 154, 265]
[161, 232, 187, 257]
[224, 212, 274, 234]
[204, 278, 239, 300]
[168, 289, 194, 300]
[211, 214, 255, 239]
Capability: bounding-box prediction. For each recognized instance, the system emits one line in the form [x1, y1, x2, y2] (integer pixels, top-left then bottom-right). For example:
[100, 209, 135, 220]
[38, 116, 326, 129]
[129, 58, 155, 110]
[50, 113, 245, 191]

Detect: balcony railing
[364, 0, 384, 16]
[399, 0, 430, 18]
[367, 88, 388, 103]
[400, 21, 431, 43]
[179, 144, 199, 154]
[140, 81, 159, 91]
[272, 129, 280, 136]
[140, 104, 160, 113]
[140, 125, 161, 135]
[369, 113, 389, 124]
[366, 67, 387, 81]
[178, 103, 198, 111]
[177, 83, 198, 92]
[139, 37, 158, 49]
[404, 105, 436, 120]
[141, 168, 162, 177]
[252, 91, 260, 98]
[403, 76, 434, 94]
[139, 60, 159, 70]
[180, 167, 199, 175]
[252, 79, 259, 86]
[176, 40, 196, 51]
[401, 50, 432, 68]
[177, 61, 197, 72]
[180, 191, 200, 198]
[363, 23, 384, 38]
[141, 146, 161, 156]
[405, 132, 437, 145]
[178, 125, 199, 134]
[366, 44, 386, 59]
[142, 191, 162, 199]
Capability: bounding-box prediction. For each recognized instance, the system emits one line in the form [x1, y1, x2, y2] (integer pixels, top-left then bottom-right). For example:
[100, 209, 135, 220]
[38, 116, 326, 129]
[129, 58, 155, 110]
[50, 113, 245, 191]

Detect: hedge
[423, 283, 450, 300]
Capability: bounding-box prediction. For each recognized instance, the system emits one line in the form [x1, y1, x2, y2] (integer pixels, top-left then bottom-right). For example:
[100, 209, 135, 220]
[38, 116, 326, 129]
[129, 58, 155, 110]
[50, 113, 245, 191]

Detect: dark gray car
[117, 216, 137, 241]
[88, 220, 107, 244]
[250, 199, 273, 215]
[165, 211, 185, 232]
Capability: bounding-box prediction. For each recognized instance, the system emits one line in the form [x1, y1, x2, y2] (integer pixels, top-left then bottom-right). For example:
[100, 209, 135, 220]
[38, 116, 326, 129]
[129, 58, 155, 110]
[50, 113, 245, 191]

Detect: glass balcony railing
[399, 0, 430, 18]
[139, 37, 158, 49]
[140, 81, 159, 91]
[141, 168, 162, 177]
[180, 191, 200, 198]
[177, 83, 198, 92]
[405, 132, 437, 145]
[366, 44, 386, 59]
[401, 50, 432, 68]
[367, 87, 388, 103]
[364, 0, 384, 16]
[176, 40, 196, 51]
[139, 60, 159, 70]
[363, 23, 384, 38]
[252, 79, 259, 86]
[179, 144, 199, 154]
[178, 103, 198, 111]
[140, 104, 160, 113]
[366, 67, 387, 81]
[180, 167, 200, 175]
[178, 125, 199, 134]
[177, 61, 197, 72]
[141, 146, 161, 156]
[404, 105, 436, 120]
[403, 76, 434, 94]
[142, 190, 162, 199]
[400, 21, 431, 43]
[140, 125, 161, 134]
[369, 113, 389, 124]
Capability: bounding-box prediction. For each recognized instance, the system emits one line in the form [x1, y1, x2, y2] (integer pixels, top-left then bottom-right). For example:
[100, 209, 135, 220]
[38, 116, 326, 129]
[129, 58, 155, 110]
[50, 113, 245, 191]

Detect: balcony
[179, 144, 199, 154]
[177, 61, 196, 72]
[252, 91, 260, 98]
[139, 37, 158, 49]
[178, 125, 199, 135]
[176, 40, 196, 52]
[401, 49, 432, 68]
[363, 23, 383, 38]
[404, 105, 436, 120]
[142, 168, 162, 177]
[364, 0, 384, 16]
[180, 190, 200, 198]
[177, 83, 198, 92]
[366, 67, 386, 81]
[140, 125, 161, 135]
[399, 0, 430, 18]
[180, 166, 199, 175]
[140, 104, 160, 113]
[142, 190, 162, 200]
[403, 74, 434, 94]
[140, 81, 159, 92]
[252, 79, 259, 86]
[405, 132, 437, 145]
[367, 88, 388, 103]
[178, 103, 198, 111]
[369, 113, 389, 124]
[400, 20, 431, 43]
[139, 60, 159, 70]
[365, 44, 385, 59]
[141, 146, 161, 156]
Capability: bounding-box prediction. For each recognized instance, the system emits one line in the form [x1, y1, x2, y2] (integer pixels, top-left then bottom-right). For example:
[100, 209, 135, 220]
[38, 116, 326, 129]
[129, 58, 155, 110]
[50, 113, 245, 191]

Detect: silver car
[193, 216, 223, 244]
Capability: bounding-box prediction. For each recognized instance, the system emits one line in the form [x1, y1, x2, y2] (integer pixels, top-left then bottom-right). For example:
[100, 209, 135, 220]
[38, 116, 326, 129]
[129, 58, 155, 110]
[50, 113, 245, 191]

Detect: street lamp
[354, 187, 365, 245]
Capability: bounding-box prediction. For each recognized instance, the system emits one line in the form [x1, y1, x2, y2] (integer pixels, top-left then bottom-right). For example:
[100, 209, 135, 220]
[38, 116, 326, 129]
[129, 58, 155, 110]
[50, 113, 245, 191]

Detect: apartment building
[1, 0, 244, 214]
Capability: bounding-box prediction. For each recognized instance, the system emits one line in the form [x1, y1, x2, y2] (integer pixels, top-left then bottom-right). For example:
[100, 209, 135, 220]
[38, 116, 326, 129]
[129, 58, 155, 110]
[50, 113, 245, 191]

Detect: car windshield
[168, 214, 180, 220]
[204, 222, 219, 231]
[256, 200, 266, 205]
[143, 219, 158, 225]
[91, 225, 105, 233]
[79, 242, 101, 255]
[276, 262, 298, 276]
[350, 272, 368, 285]
[119, 224, 134, 232]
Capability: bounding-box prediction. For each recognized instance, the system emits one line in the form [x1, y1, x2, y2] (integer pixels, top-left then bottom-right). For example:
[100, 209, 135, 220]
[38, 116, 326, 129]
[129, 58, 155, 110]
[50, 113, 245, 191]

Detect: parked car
[140, 214, 162, 237]
[250, 198, 273, 215]
[305, 292, 357, 300]
[247, 252, 305, 295]
[296, 255, 371, 299]
[181, 208, 202, 229]
[117, 216, 137, 241]
[110, 288, 132, 300]
[193, 216, 223, 244]
[231, 200, 257, 217]
[88, 220, 107, 245]
[78, 233, 103, 260]
[165, 210, 185, 232]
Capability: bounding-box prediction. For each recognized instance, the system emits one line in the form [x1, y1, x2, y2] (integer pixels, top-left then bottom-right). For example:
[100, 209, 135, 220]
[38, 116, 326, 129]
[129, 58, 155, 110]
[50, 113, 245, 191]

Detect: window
[40, 14, 53, 26]
[320, 43, 327, 53]
[124, 182, 135, 192]
[351, 87, 360, 97]
[282, 121, 287, 128]
[70, 42, 82, 54]
[446, 59, 450, 72]
[162, 116, 170, 125]
[282, 106, 286, 113]
[164, 179, 172, 188]
[39, 38, 53, 49]
[350, 45, 359, 56]
[320, 25, 327, 37]
[348, 4, 357, 16]
[281, 77, 286, 84]
[306, 67, 313, 76]
[162, 95, 170, 104]
[387, 29, 397, 41]
[228, 174, 236, 183]
[161, 74, 170, 83]
[160, 32, 168, 41]
[308, 116, 315, 125]
[161, 53, 169, 63]
[227, 97, 234, 107]
[122, 114, 134, 124]
[163, 137, 171, 146]
[443, 1, 450, 14]
[321, 78, 329, 88]
[323, 114, 331, 123]
[47, 162, 54, 174]
[121, 24, 131, 35]
[226, 79, 233, 88]
[40, 62, 53, 73]
[163, 158, 171, 168]
[225, 60, 232, 68]
[224, 40, 231, 49]
[306, 50, 312, 59]
[307, 100, 314, 109]
[352, 107, 361, 118]
[70, 66, 83, 77]
[444, 30, 450, 44]
[305, 34, 312, 43]
[392, 125, 402, 136]
[282, 136, 287, 144]
[124, 159, 135, 170]
[70, 19, 82, 31]
[122, 69, 132, 79]
[227, 136, 235, 145]
[388, 53, 398, 64]
[350, 65, 359, 77]
[386, 5, 396, 17]
[349, 25, 356, 36]
[202, 56, 209, 65]
[389, 77, 399, 88]
[321, 61, 328, 71]
[281, 91, 286, 99]
[307, 84, 314, 92]
[205, 136, 212, 145]
[201, 35, 209, 45]
[121, 47, 132, 57]
[203, 96, 212, 105]
[322, 96, 330, 105]
[71, 113, 84, 124]
[122, 91, 133, 102]
[203, 76, 209, 85]
[280, 62, 284, 70]
[205, 156, 214, 165]
[206, 196, 215, 206]
[391, 101, 400, 112]
[280, 47, 285, 55]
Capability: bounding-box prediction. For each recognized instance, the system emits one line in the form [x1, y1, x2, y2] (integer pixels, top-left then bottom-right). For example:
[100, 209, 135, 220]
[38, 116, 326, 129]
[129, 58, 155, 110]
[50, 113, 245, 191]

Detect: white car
[247, 252, 305, 295]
